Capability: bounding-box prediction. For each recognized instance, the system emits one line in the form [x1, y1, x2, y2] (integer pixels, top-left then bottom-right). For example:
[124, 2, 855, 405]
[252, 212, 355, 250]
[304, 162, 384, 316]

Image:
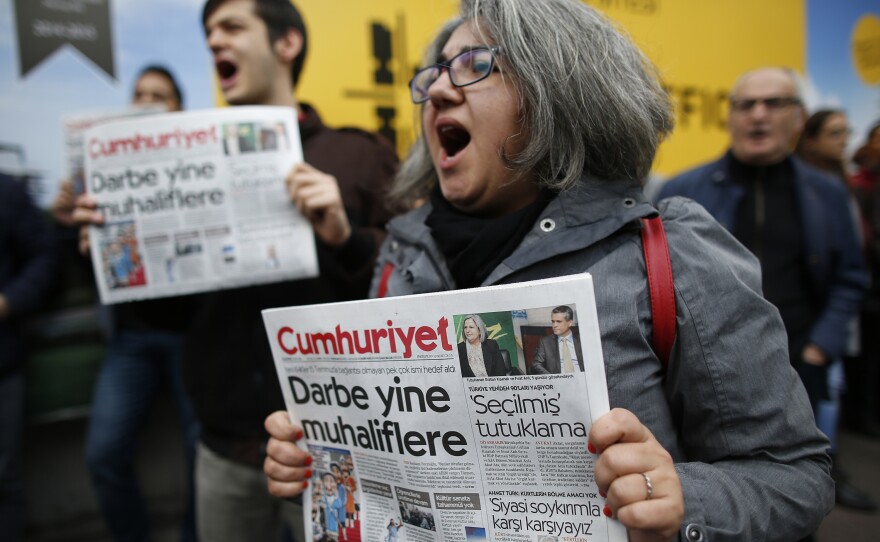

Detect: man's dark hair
[137, 64, 184, 108]
[551, 306, 573, 321]
[202, 0, 309, 87]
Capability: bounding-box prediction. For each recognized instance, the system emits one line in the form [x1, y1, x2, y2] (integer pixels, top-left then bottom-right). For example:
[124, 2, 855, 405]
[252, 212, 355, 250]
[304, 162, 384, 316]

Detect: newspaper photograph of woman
[455, 313, 510, 378]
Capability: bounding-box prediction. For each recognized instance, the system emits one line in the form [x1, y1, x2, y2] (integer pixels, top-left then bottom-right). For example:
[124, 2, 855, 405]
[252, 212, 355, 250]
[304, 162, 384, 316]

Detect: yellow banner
[282, 0, 806, 176]
[594, 0, 806, 175]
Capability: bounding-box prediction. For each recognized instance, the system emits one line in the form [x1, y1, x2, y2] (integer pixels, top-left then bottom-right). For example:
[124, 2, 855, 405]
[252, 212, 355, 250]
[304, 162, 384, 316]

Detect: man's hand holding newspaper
[286, 162, 351, 247]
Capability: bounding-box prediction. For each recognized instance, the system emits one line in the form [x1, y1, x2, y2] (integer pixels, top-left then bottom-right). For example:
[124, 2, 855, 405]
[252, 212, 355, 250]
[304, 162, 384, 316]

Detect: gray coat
[371, 176, 833, 541]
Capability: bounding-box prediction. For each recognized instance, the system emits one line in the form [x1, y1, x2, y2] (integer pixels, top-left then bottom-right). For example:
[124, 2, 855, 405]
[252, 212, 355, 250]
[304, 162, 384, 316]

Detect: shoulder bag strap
[640, 215, 676, 370]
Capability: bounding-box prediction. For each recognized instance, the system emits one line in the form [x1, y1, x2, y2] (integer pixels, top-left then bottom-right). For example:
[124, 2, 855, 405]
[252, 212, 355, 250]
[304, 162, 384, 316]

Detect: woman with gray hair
[263, 0, 832, 540]
[457, 314, 507, 377]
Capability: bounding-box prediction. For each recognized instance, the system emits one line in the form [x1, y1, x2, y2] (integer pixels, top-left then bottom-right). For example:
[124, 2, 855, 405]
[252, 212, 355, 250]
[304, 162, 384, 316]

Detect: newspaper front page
[84, 106, 318, 304]
[263, 274, 626, 542]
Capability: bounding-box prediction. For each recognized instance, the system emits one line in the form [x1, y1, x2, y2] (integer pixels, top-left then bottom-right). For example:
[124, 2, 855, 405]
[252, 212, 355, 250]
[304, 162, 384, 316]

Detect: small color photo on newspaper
[454, 304, 582, 379]
[308, 445, 360, 542]
[97, 220, 147, 290]
[395, 486, 436, 532]
[221, 121, 290, 156]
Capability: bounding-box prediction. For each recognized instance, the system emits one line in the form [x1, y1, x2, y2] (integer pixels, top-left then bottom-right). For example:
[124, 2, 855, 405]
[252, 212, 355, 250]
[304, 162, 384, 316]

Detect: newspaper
[63, 106, 165, 195]
[84, 106, 318, 304]
[263, 274, 626, 542]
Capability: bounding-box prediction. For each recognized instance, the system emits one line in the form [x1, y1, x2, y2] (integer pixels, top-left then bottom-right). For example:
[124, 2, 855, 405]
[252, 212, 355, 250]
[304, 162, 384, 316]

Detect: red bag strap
[640, 216, 676, 369]
[376, 262, 395, 298]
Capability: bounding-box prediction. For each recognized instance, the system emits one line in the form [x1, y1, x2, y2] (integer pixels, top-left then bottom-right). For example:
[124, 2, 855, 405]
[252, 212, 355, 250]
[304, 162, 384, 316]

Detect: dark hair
[795, 108, 848, 182]
[867, 122, 880, 143]
[551, 306, 573, 321]
[798, 109, 843, 144]
[202, 0, 309, 87]
[853, 121, 880, 168]
[136, 64, 184, 108]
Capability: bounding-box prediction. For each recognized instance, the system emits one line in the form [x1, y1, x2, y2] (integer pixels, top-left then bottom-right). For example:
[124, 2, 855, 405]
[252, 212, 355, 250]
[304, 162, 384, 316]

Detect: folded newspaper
[84, 106, 318, 304]
[262, 274, 626, 542]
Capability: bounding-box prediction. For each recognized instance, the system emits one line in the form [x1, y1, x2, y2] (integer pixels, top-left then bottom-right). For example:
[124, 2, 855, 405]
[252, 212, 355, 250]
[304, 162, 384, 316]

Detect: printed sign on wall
[14, 0, 115, 79]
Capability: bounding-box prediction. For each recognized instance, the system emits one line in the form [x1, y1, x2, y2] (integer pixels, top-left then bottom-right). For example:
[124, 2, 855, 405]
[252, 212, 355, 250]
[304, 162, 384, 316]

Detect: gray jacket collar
[386, 176, 656, 287]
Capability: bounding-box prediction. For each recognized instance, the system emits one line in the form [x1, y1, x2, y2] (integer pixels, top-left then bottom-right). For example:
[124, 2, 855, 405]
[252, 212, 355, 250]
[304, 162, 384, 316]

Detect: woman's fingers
[593, 441, 670, 490]
[263, 411, 313, 498]
[588, 408, 684, 539]
[590, 408, 653, 451]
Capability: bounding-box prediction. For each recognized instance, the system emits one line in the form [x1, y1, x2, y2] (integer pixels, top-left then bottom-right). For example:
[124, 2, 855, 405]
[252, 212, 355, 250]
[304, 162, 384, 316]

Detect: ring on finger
[640, 472, 653, 500]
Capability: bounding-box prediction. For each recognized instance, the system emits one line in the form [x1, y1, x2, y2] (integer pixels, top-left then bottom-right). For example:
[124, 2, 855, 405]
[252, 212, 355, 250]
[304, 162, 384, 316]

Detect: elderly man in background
[657, 67, 873, 516]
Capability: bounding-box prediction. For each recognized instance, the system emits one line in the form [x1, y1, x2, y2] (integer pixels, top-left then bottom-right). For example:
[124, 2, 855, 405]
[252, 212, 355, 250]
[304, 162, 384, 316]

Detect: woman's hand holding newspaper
[590, 408, 685, 541]
[264, 410, 313, 498]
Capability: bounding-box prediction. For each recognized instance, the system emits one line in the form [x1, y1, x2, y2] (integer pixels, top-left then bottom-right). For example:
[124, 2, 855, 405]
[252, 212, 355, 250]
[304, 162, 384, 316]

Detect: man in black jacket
[187, 1, 396, 540]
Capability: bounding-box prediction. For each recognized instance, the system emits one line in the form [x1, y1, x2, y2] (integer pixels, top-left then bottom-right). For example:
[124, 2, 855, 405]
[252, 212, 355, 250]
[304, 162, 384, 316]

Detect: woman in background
[796, 108, 852, 182]
[796, 110, 877, 511]
[846, 123, 880, 441]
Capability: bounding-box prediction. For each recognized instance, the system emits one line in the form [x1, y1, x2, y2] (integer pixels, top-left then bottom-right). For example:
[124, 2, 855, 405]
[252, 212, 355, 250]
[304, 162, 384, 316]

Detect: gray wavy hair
[462, 314, 488, 343]
[390, 0, 674, 209]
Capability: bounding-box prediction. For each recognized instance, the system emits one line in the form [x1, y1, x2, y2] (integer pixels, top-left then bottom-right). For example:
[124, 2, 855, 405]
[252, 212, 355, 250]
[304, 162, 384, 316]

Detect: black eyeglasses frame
[409, 46, 501, 104]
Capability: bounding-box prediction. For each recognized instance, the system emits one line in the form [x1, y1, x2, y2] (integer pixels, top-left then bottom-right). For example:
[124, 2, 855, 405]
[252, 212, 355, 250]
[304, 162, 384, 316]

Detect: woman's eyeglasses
[409, 46, 500, 104]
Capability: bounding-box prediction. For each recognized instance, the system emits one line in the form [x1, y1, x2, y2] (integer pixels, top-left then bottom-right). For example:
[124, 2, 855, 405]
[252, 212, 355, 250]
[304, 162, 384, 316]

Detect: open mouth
[438, 125, 471, 158]
[215, 59, 238, 88]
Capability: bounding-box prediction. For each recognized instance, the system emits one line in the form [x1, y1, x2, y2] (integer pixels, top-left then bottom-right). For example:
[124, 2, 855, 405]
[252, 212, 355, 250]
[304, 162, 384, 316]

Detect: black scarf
[425, 185, 554, 288]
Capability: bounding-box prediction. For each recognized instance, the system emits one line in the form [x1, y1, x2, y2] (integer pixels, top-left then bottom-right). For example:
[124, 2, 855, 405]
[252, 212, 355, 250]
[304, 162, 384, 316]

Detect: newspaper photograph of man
[529, 305, 584, 375]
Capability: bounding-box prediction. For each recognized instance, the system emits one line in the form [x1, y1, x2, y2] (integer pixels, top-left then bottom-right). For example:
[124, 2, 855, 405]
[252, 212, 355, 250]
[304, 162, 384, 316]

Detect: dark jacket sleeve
[1, 179, 58, 317]
[805, 174, 868, 359]
[457, 341, 473, 378]
[314, 130, 399, 294]
[482, 339, 508, 377]
[530, 336, 552, 374]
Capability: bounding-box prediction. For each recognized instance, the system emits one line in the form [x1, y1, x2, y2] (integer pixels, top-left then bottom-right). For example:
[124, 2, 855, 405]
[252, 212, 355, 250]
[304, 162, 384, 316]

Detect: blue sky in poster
[806, 0, 880, 152]
[0, 0, 214, 206]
